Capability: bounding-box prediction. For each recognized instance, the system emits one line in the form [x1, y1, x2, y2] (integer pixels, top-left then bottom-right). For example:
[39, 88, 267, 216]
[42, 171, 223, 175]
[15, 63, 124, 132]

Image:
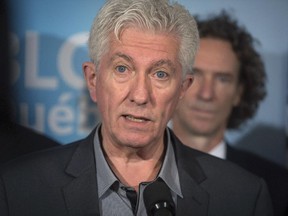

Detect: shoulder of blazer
[0, 128, 97, 178]
[226, 144, 288, 176]
[169, 129, 264, 184]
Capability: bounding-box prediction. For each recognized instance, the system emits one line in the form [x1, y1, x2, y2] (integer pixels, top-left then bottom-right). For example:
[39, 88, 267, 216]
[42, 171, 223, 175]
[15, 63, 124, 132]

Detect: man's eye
[155, 71, 167, 79]
[217, 74, 232, 83]
[116, 65, 127, 73]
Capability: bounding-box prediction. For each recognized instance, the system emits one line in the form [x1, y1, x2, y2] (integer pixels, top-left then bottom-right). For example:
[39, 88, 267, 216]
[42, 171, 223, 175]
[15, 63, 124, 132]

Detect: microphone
[143, 180, 175, 216]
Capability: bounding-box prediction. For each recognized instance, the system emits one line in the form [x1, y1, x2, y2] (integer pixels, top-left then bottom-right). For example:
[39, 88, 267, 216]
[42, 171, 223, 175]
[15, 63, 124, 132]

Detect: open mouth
[124, 115, 149, 123]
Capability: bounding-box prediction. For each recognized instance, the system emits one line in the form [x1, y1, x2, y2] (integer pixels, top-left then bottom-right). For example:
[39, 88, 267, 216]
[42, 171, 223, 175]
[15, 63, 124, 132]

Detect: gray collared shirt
[93, 124, 182, 216]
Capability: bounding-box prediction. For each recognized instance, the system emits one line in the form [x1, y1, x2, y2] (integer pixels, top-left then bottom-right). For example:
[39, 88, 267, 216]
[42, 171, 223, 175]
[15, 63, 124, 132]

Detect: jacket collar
[63, 128, 100, 216]
[169, 129, 209, 215]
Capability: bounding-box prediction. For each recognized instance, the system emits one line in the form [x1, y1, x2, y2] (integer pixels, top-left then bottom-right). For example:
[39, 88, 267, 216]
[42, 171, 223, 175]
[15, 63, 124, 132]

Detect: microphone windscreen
[143, 180, 175, 216]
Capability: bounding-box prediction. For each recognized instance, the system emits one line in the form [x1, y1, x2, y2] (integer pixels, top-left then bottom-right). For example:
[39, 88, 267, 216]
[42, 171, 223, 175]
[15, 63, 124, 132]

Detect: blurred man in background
[172, 11, 288, 216]
[0, 0, 59, 164]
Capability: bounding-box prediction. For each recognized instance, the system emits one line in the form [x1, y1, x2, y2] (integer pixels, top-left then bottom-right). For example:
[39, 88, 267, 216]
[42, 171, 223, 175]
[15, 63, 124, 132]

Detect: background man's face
[174, 38, 242, 137]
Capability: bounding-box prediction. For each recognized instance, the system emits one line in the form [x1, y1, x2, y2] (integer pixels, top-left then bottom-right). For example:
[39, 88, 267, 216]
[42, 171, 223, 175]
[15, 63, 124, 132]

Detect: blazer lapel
[170, 130, 209, 216]
[177, 170, 209, 216]
[62, 129, 100, 216]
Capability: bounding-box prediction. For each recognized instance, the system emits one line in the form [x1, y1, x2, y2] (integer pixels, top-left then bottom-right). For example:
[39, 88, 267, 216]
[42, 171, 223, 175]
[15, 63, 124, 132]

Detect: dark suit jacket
[0, 129, 273, 216]
[227, 144, 288, 216]
[0, 122, 60, 164]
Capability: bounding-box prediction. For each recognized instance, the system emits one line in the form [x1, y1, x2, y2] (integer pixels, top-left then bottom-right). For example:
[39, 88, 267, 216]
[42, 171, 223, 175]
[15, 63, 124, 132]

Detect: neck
[181, 135, 222, 153]
[172, 124, 224, 153]
[102, 140, 165, 192]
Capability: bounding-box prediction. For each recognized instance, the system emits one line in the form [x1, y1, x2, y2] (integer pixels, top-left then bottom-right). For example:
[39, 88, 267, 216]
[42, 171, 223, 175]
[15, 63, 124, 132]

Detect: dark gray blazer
[0, 128, 273, 216]
[226, 144, 288, 216]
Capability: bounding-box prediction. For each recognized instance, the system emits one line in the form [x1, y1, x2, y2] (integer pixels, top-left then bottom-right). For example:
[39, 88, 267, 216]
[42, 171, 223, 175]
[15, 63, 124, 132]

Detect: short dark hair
[195, 10, 267, 129]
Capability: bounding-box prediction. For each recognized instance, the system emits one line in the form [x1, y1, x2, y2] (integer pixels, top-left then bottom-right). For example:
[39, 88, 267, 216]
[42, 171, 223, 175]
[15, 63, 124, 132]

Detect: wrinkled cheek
[163, 97, 179, 119]
[95, 94, 110, 119]
[172, 92, 182, 107]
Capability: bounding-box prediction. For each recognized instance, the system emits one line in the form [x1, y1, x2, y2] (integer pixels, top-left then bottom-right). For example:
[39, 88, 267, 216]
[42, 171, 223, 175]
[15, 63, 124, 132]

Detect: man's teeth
[125, 115, 145, 122]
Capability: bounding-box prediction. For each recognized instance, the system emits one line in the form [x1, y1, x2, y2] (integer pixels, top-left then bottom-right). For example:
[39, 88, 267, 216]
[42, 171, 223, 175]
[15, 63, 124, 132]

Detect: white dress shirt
[209, 140, 227, 159]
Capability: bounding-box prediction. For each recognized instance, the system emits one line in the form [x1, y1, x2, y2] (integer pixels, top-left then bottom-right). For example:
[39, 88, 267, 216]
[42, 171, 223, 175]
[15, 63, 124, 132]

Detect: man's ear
[83, 61, 97, 102]
[233, 83, 244, 106]
[179, 74, 193, 99]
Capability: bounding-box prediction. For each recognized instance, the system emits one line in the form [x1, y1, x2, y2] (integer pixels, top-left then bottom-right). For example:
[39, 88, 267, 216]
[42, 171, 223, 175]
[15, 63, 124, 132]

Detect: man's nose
[197, 77, 214, 101]
[128, 73, 151, 105]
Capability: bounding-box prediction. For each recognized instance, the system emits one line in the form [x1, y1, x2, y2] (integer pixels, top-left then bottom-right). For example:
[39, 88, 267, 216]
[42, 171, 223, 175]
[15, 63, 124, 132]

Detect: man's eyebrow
[110, 52, 134, 63]
[192, 67, 235, 76]
[150, 59, 176, 72]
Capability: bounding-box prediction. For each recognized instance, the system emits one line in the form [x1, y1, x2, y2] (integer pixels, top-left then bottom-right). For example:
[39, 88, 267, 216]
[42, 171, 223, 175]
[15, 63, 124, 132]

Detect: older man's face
[84, 27, 192, 150]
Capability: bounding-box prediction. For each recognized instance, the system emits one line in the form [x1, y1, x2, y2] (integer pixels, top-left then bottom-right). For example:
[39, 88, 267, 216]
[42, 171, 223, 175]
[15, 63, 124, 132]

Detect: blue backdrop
[8, 0, 288, 166]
